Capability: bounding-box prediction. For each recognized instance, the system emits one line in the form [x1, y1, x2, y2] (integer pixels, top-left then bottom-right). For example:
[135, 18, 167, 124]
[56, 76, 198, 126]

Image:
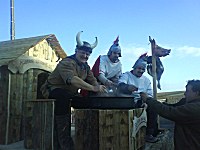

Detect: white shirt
[118, 71, 153, 97]
[99, 55, 122, 83]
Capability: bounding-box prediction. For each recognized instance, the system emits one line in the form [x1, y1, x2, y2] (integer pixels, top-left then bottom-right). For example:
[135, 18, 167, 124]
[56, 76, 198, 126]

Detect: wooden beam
[149, 36, 157, 99]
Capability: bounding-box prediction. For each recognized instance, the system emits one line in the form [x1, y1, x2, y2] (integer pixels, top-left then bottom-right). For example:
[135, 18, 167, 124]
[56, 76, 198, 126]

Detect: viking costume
[118, 53, 152, 97]
[92, 36, 122, 87]
[118, 54, 158, 142]
[118, 71, 153, 97]
[41, 31, 98, 150]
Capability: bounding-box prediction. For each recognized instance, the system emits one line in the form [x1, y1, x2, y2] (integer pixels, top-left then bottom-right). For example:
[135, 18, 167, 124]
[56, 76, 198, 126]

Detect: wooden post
[149, 36, 157, 99]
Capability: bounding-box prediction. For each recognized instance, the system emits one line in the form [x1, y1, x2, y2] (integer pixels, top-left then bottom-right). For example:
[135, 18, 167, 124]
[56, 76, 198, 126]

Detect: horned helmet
[76, 31, 98, 53]
[132, 53, 148, 69]
[107, 36, 122, 57]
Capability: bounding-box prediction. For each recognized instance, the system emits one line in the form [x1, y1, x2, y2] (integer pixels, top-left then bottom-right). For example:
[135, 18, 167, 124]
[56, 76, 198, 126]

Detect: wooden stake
[149, 36, 157, 99]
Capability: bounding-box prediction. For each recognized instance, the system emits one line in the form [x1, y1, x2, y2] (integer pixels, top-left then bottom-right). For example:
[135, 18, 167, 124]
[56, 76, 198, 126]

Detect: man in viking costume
[117, 53, 159, 143]
[41, 31, 106, 150]
[92, 36, 122, 92]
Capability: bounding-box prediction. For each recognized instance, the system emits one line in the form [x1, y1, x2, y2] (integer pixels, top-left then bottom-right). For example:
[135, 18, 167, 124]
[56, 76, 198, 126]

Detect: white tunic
[99, 55, 122, 82]
[118, 71, 153, 97]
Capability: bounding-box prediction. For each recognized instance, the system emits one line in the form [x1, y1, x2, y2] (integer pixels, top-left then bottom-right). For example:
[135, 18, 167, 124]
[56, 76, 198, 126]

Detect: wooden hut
[0, 34, 67, 144]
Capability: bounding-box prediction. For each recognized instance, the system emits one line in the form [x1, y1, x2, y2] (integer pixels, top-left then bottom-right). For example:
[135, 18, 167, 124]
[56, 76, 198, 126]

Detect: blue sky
[1, 0, 200, 92]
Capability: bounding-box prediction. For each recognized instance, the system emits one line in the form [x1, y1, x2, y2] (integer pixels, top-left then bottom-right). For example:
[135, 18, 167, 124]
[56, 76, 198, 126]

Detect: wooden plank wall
[75, 108, 146, 150]
[8, 72, 23, 144]
[23, 69, 51, 149]
[98, 110, 129, 150]
[23, 69, 46, 148]
[0, 66, 9, 144]
[0, 66, 24, 144]
[0, 67, 48, 145]
[24, 99, 55, 150]
[75, 109, 99, 150]
[23, 69, 34, 148]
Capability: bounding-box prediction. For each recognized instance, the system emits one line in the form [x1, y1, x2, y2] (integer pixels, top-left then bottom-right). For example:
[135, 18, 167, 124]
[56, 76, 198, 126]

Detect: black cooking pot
[71, 96, 142, 109]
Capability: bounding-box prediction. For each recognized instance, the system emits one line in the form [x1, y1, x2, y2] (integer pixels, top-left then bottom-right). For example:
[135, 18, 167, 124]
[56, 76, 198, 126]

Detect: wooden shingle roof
[0, 34, 67, 66]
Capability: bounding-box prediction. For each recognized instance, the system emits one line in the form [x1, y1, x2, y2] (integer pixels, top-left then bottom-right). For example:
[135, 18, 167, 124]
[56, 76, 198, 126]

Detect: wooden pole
[149, 36, 157, 99]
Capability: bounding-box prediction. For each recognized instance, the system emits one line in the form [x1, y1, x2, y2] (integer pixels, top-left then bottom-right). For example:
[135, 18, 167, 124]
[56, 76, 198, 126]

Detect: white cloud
[176, 46, 200, 57]
[118, 44, 150, 72]
[121, 44, 200, 59]
[122, 44, 150, 56]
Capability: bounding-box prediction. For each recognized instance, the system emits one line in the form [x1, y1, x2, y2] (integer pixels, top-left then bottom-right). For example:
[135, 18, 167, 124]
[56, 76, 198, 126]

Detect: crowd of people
[41, 31, 200, 150]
